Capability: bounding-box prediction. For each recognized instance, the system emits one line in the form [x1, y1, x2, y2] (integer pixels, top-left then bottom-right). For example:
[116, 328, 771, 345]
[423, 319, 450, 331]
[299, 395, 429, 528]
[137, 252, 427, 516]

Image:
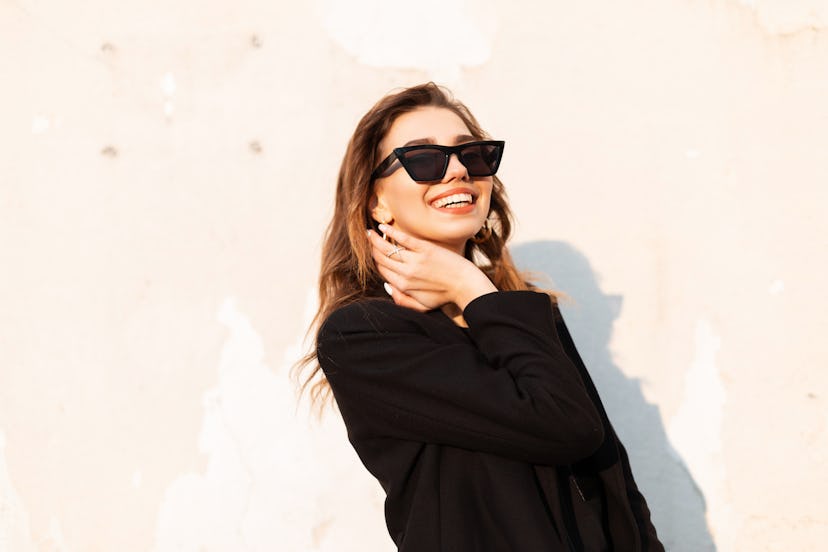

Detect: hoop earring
[471, 217, 493, 244]
[379, 221, 398, 246]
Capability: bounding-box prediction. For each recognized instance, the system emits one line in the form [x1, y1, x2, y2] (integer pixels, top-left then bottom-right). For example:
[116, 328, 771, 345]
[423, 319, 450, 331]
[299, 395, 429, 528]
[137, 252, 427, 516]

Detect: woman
[293, 82, 664, 551]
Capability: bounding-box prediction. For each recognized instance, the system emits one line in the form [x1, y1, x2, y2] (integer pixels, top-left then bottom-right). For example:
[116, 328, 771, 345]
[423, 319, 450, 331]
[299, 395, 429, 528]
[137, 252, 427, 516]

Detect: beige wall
[1, 1, 826, 550]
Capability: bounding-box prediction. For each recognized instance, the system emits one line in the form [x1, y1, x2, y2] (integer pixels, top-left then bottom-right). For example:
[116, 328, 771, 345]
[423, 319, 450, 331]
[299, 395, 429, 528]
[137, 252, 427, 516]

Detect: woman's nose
[443, 152, 469, 181]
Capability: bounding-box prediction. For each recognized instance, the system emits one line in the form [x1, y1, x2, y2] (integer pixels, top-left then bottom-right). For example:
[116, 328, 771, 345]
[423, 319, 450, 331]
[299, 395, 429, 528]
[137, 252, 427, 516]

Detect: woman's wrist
[454, 265, 498, 311]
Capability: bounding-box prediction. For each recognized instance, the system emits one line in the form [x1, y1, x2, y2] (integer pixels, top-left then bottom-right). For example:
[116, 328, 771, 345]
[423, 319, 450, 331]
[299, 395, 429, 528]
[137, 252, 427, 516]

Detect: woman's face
[371, 106, 493, 256]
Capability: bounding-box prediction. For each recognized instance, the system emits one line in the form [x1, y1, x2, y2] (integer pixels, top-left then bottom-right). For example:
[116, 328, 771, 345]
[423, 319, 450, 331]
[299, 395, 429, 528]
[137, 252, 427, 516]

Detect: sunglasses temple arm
[371, 153, 400, 180]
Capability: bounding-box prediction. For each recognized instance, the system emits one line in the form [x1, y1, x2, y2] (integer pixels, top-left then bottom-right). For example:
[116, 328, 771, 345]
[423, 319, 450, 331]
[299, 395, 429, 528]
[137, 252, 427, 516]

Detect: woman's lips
[428, 187, 478, 214]
[429, 188, 477, 213]
[429, 187, 477, 205]
[431, 193, 472, 207]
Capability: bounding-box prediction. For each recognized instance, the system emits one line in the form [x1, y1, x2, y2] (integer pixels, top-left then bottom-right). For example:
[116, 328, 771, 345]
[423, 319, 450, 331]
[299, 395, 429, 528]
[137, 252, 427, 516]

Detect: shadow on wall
[511, 241, 717, 552]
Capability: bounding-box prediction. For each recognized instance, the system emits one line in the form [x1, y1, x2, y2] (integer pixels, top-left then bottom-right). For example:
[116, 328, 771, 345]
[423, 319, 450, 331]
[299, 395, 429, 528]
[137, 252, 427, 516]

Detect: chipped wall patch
[733, 0, 827, 36]
[151, 290, 389, 551]
[667, 318, 740, 550]
[315, 0, 498, 81]
[768, 279, 785, 294]
[0, 430, 37, 552]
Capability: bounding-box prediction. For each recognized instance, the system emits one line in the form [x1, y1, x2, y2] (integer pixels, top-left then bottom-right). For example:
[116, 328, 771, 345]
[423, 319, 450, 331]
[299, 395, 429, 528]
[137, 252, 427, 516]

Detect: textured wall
[1, 1, 826, 551]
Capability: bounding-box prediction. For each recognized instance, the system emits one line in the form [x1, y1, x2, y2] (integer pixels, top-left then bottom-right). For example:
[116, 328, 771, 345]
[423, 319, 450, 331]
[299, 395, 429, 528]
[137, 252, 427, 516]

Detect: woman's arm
[317, 290, 605, 466]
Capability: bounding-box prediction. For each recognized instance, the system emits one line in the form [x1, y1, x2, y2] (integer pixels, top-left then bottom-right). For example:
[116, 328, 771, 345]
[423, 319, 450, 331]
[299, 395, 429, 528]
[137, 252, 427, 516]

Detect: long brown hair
[291, 82, 563, 416]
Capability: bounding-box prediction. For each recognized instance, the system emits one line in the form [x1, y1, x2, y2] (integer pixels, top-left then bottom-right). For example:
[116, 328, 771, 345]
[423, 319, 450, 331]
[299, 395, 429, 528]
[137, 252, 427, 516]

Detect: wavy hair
[291, 82, 564, 417]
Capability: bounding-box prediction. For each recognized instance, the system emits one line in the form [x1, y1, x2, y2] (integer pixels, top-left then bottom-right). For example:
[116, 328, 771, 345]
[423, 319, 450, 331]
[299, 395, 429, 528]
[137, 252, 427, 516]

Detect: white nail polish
[383, 282, 393, 296]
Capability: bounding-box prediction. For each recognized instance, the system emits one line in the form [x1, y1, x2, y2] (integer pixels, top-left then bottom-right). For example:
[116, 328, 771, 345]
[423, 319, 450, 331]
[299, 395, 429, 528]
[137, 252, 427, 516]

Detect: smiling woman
[370, 107, 499, 258]
[291, 83, 664, 552]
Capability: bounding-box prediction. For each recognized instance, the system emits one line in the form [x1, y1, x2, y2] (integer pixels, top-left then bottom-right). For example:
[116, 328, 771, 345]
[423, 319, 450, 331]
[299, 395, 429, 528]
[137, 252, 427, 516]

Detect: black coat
[317, 290, 664, 551]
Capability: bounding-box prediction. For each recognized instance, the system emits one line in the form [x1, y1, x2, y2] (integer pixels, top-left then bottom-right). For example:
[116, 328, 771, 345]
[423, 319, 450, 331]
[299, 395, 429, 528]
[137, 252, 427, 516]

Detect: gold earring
[379, 220, 397, 245]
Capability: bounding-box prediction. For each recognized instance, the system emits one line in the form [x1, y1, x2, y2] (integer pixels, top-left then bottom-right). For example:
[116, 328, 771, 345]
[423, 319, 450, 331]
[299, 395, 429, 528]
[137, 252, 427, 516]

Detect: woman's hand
[367, 224, 497, 312]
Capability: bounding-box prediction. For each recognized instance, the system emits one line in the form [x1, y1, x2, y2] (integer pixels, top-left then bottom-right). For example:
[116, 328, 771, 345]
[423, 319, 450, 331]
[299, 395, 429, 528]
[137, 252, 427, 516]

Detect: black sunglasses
[371, 140, 505, 182]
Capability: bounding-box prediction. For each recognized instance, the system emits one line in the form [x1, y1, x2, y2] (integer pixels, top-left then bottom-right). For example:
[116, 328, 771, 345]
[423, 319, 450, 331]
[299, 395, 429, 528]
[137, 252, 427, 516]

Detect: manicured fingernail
[378, 223, 388, 232]
[366, 229, 372, 236]
[383, 282, 393, 296]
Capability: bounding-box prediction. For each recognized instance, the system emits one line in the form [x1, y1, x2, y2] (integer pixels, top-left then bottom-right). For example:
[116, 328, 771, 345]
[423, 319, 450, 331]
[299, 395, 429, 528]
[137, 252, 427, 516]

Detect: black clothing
[317, 290, 663, 551]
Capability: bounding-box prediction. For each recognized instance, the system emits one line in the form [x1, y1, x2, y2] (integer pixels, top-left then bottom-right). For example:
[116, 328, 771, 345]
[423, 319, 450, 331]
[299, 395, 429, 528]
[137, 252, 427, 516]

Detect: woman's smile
[428, 187, 479, 214]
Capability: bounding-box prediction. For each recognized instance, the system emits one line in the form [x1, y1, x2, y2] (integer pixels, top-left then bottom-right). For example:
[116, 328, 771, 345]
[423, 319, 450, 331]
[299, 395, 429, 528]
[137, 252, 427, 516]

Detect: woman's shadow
[512, 241, 717, 552]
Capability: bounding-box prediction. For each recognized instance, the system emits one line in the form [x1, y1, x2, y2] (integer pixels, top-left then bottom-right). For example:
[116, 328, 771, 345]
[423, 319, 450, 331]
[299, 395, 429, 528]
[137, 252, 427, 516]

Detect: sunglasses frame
[370, 140, 505, 182]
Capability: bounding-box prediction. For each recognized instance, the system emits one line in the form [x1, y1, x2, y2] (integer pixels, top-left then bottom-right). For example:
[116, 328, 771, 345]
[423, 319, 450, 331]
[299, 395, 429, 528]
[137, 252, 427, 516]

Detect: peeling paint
[30, 114, 61, 134]
[151, 291, 391, 552]
[0, 430, 36, 552]
[160, 72, 176, 96]
[31, 115, 50, 134]
[161, 72, 176, 120]
[667, 319, 738, 550]
[45, 516, 69, 552]
[315, 0, 498, 81]
[768, 279, 785, 294]
[733, 0, 827, 36]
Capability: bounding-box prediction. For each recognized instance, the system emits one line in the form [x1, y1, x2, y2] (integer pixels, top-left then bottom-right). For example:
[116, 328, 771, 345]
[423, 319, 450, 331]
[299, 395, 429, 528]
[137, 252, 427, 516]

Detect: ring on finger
[386, 245, 405, 259]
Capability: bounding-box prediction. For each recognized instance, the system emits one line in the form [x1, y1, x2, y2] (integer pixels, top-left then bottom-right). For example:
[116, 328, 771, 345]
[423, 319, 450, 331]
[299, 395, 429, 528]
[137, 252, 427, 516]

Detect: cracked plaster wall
[1, 0, 826, 551]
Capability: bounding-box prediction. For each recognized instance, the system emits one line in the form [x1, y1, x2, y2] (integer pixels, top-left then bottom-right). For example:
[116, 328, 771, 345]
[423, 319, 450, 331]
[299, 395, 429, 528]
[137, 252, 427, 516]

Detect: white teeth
[432, 193, 474, 208]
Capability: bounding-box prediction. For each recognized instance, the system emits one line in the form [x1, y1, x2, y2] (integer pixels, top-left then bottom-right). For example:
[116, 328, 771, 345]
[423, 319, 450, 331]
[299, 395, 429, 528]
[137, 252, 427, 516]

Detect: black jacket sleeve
[316, 290, 605, 465]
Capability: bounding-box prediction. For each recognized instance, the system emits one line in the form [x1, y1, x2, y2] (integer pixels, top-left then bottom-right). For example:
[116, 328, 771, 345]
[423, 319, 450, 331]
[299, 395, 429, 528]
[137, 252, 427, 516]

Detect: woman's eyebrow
[401, 134, 476, 147]
[453, 134, 476, 144]
[402, 137, 434, 147]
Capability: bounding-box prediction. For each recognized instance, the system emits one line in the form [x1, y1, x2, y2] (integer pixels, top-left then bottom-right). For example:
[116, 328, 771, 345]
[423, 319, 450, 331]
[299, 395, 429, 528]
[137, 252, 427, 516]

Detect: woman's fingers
[384, 282, 431, 312]
[374, 260, 408, 295]
[378, 223, 419, 251]
[375, 261, 430, 307]
[366, 225, 458, 310]
[370, 229, 439, 294]
[369, 230, 413, 275]
[367, 229, 405, 260]
[371, 243, 405, 275]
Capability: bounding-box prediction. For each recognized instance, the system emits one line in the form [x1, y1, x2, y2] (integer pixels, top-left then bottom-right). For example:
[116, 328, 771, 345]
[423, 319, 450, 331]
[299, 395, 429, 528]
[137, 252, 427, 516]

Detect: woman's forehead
[381, 107, 472, 151]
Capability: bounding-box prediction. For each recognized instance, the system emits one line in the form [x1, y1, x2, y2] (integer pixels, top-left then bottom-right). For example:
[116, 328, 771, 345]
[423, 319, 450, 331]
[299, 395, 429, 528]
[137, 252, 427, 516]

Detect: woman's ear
[369, 189, 394, 225]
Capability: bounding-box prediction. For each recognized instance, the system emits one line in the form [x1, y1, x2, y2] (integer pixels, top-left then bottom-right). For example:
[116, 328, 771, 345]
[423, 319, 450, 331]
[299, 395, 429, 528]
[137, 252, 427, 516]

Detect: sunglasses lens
[460, 143, 502, 176]
[393, 142, 504, 181]
[399, 149, 447, 181]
